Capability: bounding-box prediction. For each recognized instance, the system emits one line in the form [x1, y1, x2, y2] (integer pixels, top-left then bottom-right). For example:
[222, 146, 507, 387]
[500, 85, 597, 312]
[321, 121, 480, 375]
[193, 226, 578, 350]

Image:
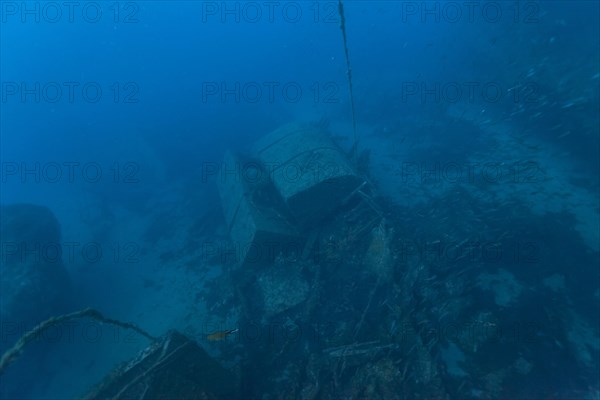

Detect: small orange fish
[207, 328, 238, 341]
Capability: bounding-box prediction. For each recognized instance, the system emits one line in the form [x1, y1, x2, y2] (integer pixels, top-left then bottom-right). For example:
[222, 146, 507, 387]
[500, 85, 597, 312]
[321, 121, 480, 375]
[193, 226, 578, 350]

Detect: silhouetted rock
[0, 203, 71, 330]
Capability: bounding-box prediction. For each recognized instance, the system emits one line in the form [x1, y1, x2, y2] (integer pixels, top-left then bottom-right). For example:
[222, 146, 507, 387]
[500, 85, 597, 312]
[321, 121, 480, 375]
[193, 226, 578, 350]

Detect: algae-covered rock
[256, 258, 310, 318]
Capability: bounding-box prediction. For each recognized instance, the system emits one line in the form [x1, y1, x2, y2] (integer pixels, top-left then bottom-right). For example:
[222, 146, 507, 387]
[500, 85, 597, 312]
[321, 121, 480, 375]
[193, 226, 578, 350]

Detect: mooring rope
[0, 308, 157, 376]
[338, 0, 359, 163]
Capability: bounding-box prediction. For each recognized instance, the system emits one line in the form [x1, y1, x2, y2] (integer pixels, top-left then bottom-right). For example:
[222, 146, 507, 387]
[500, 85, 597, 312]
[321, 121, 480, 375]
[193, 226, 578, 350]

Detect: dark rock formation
[1, 203, 71, 331]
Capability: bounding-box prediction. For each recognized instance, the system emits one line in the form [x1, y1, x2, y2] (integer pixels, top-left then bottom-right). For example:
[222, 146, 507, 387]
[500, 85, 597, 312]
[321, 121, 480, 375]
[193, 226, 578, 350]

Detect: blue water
[1, 1, 598, 399]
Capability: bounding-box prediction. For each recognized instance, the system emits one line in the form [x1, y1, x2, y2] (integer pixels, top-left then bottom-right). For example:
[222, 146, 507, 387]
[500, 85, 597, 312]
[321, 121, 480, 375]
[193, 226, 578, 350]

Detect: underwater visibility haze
[0, 1, 599, 399]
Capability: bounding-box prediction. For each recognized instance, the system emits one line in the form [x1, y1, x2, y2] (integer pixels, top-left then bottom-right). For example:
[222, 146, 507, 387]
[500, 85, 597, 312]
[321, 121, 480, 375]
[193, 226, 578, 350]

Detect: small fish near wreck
[206, 328, 239, 341]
